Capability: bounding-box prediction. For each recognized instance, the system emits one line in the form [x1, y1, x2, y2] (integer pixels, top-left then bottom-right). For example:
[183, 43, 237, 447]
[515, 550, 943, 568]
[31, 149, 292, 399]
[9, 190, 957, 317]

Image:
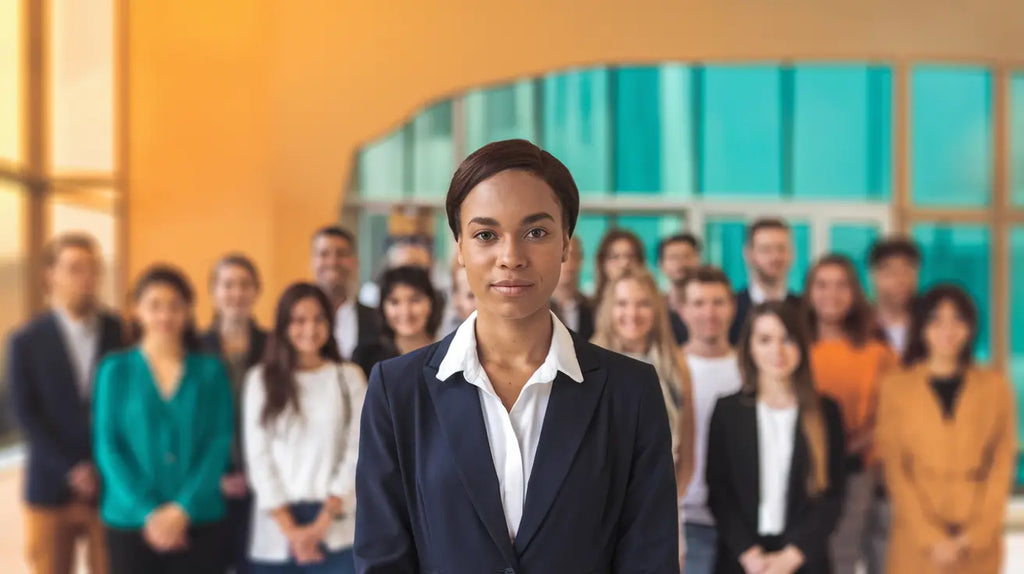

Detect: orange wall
[129, 0, 1024, 324]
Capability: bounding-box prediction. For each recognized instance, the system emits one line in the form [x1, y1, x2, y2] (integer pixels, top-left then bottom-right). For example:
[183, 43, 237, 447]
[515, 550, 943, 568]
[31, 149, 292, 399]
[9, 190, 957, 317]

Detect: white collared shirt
[748, 281, 789, 305]
[436, 310, 584, 540]
[335, 298, 358, 361]
[54, 309, 100, 399]
[756, 401, 798, 535]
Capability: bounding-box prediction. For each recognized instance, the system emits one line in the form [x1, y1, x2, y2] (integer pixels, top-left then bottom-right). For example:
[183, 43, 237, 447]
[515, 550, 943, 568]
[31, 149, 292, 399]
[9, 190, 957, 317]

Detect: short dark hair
[902, 283, 978, 368]
[657, 233, 702, 262]
[378, 265, 443, 339]
[745, 217, 790, 246]
[311, 225, 356, 250]
[868, 236, 922, 269]
[678, 265, 733, 300]
[445, 139, 580, 240]
[130, 263, 200, 350]
[43, 232, 99, 268]
[209, 252, 261, 291]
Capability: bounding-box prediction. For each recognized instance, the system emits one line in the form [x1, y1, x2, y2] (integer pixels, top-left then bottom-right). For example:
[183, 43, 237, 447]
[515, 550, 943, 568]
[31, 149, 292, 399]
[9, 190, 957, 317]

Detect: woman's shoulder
[98, 347, 137, 371]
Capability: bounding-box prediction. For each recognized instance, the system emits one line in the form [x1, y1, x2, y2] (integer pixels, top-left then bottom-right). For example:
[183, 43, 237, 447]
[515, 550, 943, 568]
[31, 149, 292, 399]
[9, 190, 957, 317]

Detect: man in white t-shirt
[679, 265, 744, 574]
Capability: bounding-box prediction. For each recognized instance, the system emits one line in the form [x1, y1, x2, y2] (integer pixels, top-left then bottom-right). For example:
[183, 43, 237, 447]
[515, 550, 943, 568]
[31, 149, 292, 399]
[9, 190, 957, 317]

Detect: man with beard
[728, 218, 801, 344]
[310, 226, 382, 360]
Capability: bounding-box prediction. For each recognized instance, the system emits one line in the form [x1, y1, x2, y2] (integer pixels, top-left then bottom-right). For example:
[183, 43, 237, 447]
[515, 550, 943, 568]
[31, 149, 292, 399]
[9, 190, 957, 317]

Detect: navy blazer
[6, 311, 123, 506]
[727, 289, 803, 345]
[354, 331, 680, 573]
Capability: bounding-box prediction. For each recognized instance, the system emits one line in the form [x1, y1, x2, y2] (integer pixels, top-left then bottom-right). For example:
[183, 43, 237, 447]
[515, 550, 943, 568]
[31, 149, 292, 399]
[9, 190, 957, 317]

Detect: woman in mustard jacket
[876, 284, 1016, 574]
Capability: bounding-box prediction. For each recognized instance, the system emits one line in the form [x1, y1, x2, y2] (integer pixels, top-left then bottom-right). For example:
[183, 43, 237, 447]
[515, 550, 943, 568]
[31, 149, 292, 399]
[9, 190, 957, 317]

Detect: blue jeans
[684, 522, 718, 574]
[249, 502, 355, 574]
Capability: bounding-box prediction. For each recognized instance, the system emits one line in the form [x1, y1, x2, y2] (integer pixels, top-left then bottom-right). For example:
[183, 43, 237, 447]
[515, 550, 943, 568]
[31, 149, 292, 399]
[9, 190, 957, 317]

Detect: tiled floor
[1, 465, 1023, 573]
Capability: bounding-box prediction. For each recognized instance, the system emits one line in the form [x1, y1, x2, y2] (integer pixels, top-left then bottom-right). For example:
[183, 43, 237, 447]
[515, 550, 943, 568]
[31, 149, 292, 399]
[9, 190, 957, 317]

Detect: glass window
[658, 65, 696, 196]
[1012, 73, 1024, 206]
[357, 212, 390, 288]
[574, 214, 609, 296]
[1009, 228, 1024, 485]
[829, 223, 881, 293]
[0, 180, 27, 447]
[913, 224, 991, 361]
[700, 66, 783, 197]
[793, 65, 891, 199]
[542, 69, 611, 193]
[705, 219, 810, 292]
[613, 214, 682, 289]
[613, 67, 662, 193]
[0, 0, 21, 164]
[911, 67, 992, 207]
[46, 186, 119, 307]
[465, 81, 538, 153]
[411, 102, 453, 199]
[50, 0, 114, 172]
[358, 127, 408, 200]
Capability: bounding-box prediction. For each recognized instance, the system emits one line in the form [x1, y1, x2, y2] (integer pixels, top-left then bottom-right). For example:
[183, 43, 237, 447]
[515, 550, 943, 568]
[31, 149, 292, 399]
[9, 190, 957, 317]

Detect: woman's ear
[456, 237, 465, 267]
[561, 233, 570, 263]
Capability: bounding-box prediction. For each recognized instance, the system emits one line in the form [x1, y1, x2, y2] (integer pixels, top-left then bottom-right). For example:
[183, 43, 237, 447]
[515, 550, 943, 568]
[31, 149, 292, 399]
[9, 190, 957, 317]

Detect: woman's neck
[757, 375, 797, 408]
[816, 320, 847, 342]
[475, 307, 553, 370]
[219, 314, 249, 335]
[140, 337, 184, 360]
[394, 332, 432, 355]
[926, 355, 961, 378]
[296, 352, 326, 371]
[620, 336, 649, 356]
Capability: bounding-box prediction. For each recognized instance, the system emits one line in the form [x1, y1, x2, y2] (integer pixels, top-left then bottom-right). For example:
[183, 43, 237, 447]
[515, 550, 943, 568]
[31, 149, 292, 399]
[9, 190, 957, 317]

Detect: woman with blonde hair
[591, 266, 695, 490]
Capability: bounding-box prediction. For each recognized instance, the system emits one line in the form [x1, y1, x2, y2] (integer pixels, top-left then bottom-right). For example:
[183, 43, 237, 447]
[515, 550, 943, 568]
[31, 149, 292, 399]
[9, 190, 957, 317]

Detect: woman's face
[457, 170, 568, 321]
[211, 264, 258, 323]
[603, 239, 639, 282]
[923, 299, 970, 363]
[809, 263, 853, 326]
[748, 313, 801, 382]
[611, 278, 656, 350]
[135, 283, 189, 344]
[287, 296, 329, 357]
[384, 283, 432, 339]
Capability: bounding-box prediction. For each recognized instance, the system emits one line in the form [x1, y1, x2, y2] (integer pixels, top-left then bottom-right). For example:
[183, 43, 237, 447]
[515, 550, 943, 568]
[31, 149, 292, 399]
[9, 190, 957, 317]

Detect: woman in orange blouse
[876, 284, 1016, 574]
[804, 254, 897, 574]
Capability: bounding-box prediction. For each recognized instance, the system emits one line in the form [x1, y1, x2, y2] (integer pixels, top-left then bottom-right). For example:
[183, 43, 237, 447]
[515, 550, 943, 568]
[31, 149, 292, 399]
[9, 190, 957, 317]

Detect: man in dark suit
[551, 235, 595, 342]
[658, 232, 703, 345]
[355, 140, 679, 573]
[311, 225, 382, 361]
[6, 233, 123, 574]
[728, 218, 802, 344]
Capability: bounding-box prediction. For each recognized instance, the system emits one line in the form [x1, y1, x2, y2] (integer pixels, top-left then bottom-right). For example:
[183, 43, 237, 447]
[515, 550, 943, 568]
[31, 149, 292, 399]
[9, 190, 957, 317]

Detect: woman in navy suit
[353, 139, 680, 573]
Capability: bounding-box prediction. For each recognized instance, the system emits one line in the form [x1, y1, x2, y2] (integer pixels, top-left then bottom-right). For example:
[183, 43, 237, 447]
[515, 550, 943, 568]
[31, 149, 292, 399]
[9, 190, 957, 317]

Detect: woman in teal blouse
[94, 264, 234, 574]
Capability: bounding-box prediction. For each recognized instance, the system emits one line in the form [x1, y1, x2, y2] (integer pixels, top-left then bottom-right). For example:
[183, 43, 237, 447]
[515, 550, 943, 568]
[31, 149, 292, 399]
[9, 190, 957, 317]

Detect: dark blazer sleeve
[728, 290, 750, 345]
[611, 362, 680, 571]
[353, 362, 419, 573]
[706, 397, 759, 561]
[783, 397, 848, 563]
[6, 332, 79, 476]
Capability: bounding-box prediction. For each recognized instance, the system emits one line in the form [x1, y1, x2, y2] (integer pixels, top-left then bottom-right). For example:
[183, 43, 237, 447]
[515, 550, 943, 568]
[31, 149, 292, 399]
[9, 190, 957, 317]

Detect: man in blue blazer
[6, 233, 123, 574]
[354, 140, 680, 573]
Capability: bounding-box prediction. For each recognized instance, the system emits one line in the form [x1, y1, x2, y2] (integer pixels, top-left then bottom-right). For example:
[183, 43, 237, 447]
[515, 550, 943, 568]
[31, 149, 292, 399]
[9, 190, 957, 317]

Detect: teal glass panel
[411, 102, 453, 199]
[701, 66, 783, 197]
[358, 126, 408, 199]
[358, 212, 390, 288]
[1009, 228, 1024, 485]
[912, 224, 991, 361]
[659, 65, 696, 197]
[793, 65, 891, 199]
[574, 214, 609, 296]
[704, 219, 810, 292]
[542, 69, 612, 193]
[613, 214, 683, 289]
[911, 67, 992, 207]
[614, 67, 662, 193]
[829, 223, 881, 292]
[1012, 73, 1024, 206]
[465, 81, 537, 152]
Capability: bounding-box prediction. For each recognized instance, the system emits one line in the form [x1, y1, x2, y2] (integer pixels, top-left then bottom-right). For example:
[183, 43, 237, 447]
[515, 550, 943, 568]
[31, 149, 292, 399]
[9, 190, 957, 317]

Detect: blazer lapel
[736, 394, 760, 512]
[423, 350, 519, 567]
[41, 313, 82, 402]
[786, 408, 809, 521]
[514, 339, 606, 554]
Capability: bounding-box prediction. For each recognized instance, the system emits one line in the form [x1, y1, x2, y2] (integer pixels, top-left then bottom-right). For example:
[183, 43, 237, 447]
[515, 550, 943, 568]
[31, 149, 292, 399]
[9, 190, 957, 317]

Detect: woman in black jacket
[707, 301, 846, 574]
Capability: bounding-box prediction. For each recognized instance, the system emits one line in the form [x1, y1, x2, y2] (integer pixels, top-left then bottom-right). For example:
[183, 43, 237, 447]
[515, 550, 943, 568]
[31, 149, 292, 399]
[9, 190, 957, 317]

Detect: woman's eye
[474, 231, 496, 242]
[526, 228, 548, 239]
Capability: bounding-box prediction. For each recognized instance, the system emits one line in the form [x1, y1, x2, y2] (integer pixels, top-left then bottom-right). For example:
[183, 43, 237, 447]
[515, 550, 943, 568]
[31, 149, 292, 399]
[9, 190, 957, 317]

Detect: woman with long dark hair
[200, 253, 268, 573]
[243, 282, 365, 573]
[876, 284, 1015, 574]
[351, 265, 442, 378]
[594, 228, 646, 307]
[94, 264, 233, 573]
[707, 301, 846, 574]
[803, 254, 896, 574]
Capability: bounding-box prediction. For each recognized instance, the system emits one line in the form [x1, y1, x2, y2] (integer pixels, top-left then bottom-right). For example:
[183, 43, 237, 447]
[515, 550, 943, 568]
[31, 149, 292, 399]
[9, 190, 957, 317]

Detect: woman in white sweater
[243, 282, 365, 574]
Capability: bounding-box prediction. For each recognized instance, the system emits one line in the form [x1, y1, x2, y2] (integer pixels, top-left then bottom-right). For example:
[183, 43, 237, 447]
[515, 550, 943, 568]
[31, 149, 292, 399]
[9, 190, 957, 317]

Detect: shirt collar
[436, 310, 584, 385]
[54, 307, 99, 335]
[749, 281, 788, 305]
[336, 297, 357, 316]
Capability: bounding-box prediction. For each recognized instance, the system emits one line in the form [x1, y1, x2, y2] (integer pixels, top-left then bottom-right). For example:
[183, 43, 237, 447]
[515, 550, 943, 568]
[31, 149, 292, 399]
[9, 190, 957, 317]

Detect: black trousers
[106, 521, 227, 574]
[225, 494, 254, 574]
